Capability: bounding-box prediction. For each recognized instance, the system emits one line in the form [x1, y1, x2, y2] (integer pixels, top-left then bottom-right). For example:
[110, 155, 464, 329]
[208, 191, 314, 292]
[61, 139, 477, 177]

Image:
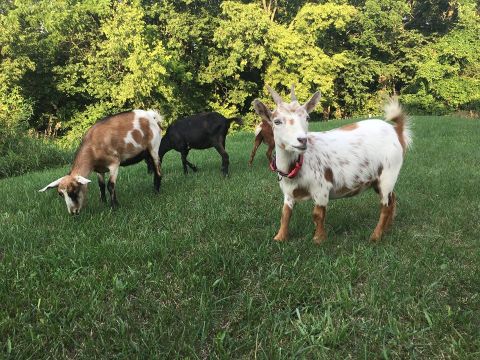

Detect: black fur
[159, 112, 242, 176]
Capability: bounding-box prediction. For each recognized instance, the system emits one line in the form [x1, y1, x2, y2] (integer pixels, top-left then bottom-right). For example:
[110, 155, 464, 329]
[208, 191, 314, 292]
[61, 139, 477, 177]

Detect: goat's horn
[266, 85, 283, 105]
[290, 84, 297, 102]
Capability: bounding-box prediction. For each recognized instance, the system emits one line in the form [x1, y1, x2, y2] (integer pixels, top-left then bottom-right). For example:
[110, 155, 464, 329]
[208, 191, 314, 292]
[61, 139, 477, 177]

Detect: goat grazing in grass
[248, 119, 275, 166]
[159, 112, 242, 176]
[39, 110, 163, 215]
[253, 86, 411, 244]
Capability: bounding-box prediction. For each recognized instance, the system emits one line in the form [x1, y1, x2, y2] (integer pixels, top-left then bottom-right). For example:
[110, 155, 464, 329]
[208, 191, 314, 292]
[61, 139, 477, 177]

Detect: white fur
[258, 95, 410, 209]
[276, 118, 405, 208]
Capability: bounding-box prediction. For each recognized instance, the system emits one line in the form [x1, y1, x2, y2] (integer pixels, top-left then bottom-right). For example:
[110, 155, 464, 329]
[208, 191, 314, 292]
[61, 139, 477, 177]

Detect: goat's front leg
[274, 198, 295, 242]
[97, 172, 107, 203]
[107, 164, 120, 208]
[312, 205, 327, 244]
[213, 143, 229, 177]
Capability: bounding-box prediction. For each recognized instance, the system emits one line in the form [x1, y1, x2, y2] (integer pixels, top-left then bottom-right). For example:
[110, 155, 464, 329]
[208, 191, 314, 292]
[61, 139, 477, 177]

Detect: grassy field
[1, 116, 479, 359]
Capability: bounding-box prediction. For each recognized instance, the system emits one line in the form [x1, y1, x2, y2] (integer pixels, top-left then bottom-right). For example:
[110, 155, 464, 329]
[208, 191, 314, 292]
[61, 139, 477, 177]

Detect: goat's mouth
[293, 145, 307, 151]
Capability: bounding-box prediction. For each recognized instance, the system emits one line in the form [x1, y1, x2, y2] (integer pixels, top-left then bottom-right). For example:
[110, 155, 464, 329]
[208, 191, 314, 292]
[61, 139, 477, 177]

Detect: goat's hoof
[313, 235, 327, 245]
[370, 233, 382, 242]
[273, 234, 287, 242]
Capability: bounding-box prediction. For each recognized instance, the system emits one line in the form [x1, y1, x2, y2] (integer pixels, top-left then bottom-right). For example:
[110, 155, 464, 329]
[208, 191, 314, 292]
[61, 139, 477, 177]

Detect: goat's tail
[147, 109, 165, 129]
[254, 123, 262, 137]
[228, 117, 244, 127]
[384, 98, 412, 152]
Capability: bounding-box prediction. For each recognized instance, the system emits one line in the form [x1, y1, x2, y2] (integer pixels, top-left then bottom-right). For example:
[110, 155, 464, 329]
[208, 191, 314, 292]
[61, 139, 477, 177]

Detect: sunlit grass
[1, 116, 479, 358]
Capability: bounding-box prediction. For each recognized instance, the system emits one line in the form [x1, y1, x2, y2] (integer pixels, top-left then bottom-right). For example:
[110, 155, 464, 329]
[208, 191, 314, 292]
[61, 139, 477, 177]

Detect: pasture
[0, 116, 479, 358]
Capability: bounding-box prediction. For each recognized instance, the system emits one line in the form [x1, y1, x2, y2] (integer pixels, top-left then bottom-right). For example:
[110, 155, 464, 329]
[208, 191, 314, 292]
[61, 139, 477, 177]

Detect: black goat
[158, 112, 242, 176]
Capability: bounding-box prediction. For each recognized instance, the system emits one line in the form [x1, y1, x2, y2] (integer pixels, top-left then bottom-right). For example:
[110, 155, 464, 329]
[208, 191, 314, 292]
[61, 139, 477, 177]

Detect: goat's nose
[297, 137, 307, 145]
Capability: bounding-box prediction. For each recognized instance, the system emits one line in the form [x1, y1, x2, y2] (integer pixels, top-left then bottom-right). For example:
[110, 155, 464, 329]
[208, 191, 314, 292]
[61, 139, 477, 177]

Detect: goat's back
[165, 112, 233, 149]
[83, 110, 162, 164]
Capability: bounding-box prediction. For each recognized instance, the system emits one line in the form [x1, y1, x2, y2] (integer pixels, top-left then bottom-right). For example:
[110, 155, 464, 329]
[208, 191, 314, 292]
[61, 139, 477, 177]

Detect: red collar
[270, 154, 304, 179]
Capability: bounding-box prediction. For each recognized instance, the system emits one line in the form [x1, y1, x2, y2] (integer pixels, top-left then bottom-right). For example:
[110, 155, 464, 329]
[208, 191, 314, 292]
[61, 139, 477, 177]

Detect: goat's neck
[70, 146, 93, 178]
[274, 145, 299, 174]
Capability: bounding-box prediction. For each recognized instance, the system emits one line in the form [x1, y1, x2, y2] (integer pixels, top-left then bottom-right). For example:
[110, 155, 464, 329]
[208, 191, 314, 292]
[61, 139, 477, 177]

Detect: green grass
[1, 116, 479, 359]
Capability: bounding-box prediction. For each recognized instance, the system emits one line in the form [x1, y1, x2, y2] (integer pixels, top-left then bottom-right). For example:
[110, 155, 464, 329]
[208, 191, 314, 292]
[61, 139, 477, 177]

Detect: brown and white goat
[248, 120, 275, 165]
[253, 86, 411, 244]
[39, 110, 163, 215]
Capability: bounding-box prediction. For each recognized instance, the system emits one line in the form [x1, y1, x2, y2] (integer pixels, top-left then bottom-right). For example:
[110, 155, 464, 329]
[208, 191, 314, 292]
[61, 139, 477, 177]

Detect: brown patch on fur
[287, 119, 294, 125]
[131, 129, 143, 145]
[139, 118, 153, 143]
[313, 205, 327, 244]
[324, 167, 334, 183]
[371, 192, 396, 241]
[72, 112, 160, 174]
[293, 187, 310, 199]
[274, 204, 293, 241]
[377, 164, 384, 177]
[340, 123, 358, 131]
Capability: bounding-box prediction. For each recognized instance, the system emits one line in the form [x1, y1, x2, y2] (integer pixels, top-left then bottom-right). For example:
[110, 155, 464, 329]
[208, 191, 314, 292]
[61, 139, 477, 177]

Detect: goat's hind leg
[248, 133, 263, 166]
[147, 148, 162, 193]
[266, 144, 274, 163]
[371, 170, 399, 241]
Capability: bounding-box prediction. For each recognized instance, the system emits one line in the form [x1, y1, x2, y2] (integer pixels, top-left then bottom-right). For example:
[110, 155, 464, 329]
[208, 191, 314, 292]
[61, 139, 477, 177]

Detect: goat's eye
[58, 192, 64, 197]
[273, 119, 282, 125]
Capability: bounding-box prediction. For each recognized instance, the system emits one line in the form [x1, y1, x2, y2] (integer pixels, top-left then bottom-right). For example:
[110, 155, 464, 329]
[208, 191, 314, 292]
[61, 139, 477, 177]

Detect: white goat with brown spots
[39, 110, 163, 215]
[253, 86, 411, 244]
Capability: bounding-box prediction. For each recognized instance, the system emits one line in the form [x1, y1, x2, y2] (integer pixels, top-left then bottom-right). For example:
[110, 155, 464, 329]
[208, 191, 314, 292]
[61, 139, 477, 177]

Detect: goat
[39, 110, 163, 215]
[248, 119, 275, 166]
[158, 112, 242, 176]
[253, 86, 411, 244]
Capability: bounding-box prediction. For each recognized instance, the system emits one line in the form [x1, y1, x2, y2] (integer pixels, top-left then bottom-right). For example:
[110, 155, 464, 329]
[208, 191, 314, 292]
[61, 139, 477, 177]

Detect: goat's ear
[303, 91, 321, 114]
[253, 99, 272, 124]
[75, 176, 91, 185]
[39, 176, 66, 192]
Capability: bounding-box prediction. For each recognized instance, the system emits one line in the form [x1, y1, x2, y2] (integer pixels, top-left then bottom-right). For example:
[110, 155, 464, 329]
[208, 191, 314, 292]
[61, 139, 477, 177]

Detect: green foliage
[402, 1, 480, 113]
[0, 0, 479, 150]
